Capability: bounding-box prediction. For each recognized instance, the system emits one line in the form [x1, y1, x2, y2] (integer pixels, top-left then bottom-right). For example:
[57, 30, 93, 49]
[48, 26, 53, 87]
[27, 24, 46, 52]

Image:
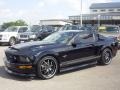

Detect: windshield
[43, 31, 77, 44]
[4, 27, 18, 32]
[62, 25, 80, 30]
[99, 26, 119, 33]
[0, 29, 4, 32]
[30, 25, 41, 32]
[18, 27, 28, 33]
[41, 25, 55, 32]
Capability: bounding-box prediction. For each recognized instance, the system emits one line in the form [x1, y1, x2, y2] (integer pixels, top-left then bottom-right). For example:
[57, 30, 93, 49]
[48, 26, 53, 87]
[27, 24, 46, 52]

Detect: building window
[101, 9, 105, 12]
[92, 10, 97, 12]
[109, 9, 114, 12]
[117, 9, 120, 11]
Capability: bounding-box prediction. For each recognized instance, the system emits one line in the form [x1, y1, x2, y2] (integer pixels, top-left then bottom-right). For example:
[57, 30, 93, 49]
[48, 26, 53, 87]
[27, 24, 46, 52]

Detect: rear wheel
[98, 48, 112, 65]
[37, 56, 58, 79]
[9, 37, 16, 46]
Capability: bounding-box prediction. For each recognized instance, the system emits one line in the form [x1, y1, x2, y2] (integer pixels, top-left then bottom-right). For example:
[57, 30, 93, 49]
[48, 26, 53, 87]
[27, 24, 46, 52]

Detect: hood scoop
[9, 46, 20, 51]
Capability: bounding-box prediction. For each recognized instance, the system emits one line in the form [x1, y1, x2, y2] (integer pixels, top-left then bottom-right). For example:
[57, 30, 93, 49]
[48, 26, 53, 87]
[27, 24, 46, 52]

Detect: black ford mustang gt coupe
[4, 30, 118, 79]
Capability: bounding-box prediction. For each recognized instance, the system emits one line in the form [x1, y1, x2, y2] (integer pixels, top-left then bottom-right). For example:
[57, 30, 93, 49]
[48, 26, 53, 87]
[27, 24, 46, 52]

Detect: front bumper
[4, 58, 36, 77]
[0, 39, 9, 43]
[118, 43, 120, 49]
[5, 67, 36, 77]
[0, 37, 19, 43]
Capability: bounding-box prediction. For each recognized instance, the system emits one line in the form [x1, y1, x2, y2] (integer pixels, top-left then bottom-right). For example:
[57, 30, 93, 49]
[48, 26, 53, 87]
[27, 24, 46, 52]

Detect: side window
[18, 27, 28, 33]
[46, 29, 52, 32]
[45, 26, 54, 32]
[72, 26, 78, 30]
[76, 32, 96, 43]
[10, 27, 18, 32]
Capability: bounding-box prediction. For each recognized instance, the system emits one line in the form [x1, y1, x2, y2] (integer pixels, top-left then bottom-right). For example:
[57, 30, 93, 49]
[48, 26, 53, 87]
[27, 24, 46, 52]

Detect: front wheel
[9, 37, 16, 46]
[37, 56, 58, 79]
[98, 48, 113, 65]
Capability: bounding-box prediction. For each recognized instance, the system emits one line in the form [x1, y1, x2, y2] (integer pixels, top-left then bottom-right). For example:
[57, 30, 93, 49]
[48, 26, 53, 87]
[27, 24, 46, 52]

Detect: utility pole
[98, 14, 101, 27]
[80, 0, 83, 26]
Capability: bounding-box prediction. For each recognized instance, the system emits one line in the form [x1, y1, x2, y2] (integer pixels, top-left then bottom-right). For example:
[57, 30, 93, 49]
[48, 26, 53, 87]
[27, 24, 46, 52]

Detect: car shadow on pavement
[0, 43, 9, 46]
[57, 64, 96, 76]
[0, 66, 33, 81]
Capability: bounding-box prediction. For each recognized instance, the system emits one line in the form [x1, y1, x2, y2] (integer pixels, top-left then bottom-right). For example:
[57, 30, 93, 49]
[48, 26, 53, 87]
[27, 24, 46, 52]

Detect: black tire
[39, 36, 43, 41]
[9, 37, 16, 46]
[36, 37, 41, 41]
[98, 48, 113, 65]
[37, 56, 58, 80]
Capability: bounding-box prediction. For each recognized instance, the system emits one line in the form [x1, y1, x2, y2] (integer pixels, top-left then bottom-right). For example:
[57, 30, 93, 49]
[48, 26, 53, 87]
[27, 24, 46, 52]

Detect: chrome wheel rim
[104, 51, 112, 64]
[10, 39, 15, 45]
[40, 59, 57, 78]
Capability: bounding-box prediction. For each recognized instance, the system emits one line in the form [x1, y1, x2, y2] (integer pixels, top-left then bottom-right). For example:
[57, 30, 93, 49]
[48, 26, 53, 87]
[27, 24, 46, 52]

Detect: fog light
[18, 65, 32, 69]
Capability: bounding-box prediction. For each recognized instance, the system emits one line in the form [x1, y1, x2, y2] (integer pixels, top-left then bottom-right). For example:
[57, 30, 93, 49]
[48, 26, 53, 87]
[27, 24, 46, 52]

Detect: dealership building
[69, 2, 120, 25]
[39, 19, 71, 27]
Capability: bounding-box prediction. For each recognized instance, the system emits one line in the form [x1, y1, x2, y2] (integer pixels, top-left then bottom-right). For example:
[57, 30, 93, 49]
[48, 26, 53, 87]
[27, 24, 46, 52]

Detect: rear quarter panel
[97, 35, 118, 57]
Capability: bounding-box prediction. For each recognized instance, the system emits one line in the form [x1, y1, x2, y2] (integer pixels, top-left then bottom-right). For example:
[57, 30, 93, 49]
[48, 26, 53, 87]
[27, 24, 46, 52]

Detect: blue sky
[0, 0, 119, 24]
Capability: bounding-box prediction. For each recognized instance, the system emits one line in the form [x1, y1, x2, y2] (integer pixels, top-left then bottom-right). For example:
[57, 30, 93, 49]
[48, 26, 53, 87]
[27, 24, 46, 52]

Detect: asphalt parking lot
[0, 46, 120, 90]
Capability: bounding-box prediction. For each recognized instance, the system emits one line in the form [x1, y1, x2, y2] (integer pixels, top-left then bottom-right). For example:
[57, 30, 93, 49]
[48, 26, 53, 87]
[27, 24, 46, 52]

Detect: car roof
[59, 30, 81, 33]
[101, 25, 119, 27]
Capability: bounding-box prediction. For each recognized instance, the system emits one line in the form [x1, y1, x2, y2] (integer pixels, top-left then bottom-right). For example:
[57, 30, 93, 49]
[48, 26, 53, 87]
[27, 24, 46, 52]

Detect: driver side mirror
[71, 42, 77, 47]
[70, 38, 78, 47]
[70, 35, 80, 47]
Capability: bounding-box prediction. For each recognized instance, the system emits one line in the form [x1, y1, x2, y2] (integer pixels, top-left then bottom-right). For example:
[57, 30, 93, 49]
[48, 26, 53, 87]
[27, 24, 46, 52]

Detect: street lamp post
[98, 14, 101, 28]
[80, 0, 82, 26]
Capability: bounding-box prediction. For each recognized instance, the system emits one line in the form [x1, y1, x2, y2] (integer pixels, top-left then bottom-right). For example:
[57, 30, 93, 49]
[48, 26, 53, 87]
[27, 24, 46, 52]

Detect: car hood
[11, 41, 56, 50]
[0, 32, 17, 35]
[6, 41, 64, 56]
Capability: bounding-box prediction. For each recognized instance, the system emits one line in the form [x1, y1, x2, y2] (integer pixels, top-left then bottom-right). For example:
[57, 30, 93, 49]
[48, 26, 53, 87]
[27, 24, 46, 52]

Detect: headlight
[19, 56, 31, 63]
[29, 35, 36, 39]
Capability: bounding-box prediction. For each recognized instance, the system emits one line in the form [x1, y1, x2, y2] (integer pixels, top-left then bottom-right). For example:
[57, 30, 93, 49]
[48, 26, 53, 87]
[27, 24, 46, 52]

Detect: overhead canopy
[40, 19, 71, 26]
[90, 2, 120, 9]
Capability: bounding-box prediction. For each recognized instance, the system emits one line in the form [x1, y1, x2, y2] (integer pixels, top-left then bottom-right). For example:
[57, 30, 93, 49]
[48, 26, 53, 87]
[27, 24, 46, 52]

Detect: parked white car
[0, 26, 28, 45]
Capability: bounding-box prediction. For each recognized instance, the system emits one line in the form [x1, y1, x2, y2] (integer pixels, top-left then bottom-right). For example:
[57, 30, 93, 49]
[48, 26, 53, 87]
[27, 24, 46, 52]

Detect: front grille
[0, 35, 2, 40]
[0, 35, 2, 37]
[5, 53, 20, 63]
[20, 35, 28, 38]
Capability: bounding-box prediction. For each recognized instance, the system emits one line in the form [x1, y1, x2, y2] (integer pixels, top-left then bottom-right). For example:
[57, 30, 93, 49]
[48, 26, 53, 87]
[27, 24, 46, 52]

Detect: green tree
[14, 20, 27, 26]
[1, 20, 27, 29]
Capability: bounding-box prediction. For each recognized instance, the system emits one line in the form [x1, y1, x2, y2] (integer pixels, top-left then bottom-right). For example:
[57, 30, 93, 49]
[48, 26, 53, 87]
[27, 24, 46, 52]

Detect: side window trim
[76, 33, 96, 44]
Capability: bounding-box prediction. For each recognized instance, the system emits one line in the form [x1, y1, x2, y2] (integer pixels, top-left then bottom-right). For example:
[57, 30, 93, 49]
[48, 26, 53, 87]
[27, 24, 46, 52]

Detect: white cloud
[54, 14, 66, 19]
[38, 2, 45, 7]
[0, 0, 5, 6]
